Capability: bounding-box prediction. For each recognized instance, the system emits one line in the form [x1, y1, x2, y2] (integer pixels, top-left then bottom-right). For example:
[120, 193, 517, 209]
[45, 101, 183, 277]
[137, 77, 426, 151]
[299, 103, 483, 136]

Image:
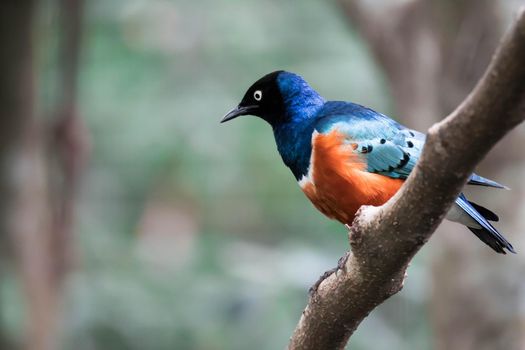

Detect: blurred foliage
[2, 0, 435, 349]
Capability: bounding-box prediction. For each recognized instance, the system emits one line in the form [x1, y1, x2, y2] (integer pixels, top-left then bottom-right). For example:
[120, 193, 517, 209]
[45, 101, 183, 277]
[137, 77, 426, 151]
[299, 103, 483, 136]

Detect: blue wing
[314, 101, 423, 179]
[314, 101, 507, 187]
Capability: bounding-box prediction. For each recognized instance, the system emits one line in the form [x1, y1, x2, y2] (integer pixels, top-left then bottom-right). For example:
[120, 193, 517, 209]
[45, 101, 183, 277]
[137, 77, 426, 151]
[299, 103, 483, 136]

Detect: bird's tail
[455, 194, 515, 254]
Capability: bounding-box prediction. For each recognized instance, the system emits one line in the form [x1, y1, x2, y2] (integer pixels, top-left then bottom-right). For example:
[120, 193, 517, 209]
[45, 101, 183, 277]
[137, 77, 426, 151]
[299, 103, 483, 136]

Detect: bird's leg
[309, 224, 353, 294]
[336, 250, 351, 270]
[309, 268, 336, 295]
[309, 250, 351, 295]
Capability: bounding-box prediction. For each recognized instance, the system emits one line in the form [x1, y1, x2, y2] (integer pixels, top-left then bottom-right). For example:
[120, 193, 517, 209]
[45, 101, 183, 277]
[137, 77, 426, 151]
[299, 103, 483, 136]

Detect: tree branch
[288, 7, 525, 350]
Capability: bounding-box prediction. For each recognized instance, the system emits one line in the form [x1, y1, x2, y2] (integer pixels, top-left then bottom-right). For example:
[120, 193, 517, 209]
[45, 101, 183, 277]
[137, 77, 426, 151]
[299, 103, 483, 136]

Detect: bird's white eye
[253, 90, 262, 101]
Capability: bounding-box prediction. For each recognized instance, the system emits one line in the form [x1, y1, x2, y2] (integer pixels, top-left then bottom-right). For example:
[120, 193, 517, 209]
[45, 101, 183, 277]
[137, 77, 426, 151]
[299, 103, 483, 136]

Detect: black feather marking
[397, 153, 410, 169]
[367, 145, 373, 153]
[407, 141, 414, 148]
[380, 138, 386, 144]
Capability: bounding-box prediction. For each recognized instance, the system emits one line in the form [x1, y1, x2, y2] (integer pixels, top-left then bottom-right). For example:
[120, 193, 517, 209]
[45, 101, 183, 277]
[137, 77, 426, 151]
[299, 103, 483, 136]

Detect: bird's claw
[337, 250, 351, 270]
[309, 251, 351, 295]
[309, 267, 337, 295]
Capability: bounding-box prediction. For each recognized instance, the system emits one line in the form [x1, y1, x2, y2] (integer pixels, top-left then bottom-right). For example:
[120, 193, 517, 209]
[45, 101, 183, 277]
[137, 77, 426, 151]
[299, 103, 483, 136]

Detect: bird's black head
[221, 70, 286, 127]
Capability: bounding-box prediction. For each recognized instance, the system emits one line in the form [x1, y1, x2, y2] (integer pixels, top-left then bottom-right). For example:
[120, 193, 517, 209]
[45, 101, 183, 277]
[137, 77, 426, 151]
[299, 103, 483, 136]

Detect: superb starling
[222, 71, 514, 254]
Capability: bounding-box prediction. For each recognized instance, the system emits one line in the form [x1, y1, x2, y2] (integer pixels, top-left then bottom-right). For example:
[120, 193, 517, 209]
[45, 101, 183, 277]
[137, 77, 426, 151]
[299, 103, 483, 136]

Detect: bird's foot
[309, 251, 351, 295]
[309, 267, 337, 295]
[336, 250, 351, 270]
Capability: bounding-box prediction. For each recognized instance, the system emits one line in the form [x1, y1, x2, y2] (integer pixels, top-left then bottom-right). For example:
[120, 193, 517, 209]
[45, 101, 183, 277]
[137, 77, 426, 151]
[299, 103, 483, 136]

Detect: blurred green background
[2, 0, 525, 349]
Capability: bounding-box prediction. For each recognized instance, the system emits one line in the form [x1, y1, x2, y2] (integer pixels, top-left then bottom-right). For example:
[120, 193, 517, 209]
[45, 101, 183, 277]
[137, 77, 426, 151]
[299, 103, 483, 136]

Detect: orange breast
[299, 131, 403, 224]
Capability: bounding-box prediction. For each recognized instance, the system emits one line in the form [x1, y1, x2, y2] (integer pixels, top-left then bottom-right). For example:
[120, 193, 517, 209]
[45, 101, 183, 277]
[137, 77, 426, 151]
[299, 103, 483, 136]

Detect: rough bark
[288, 7, 525, 350]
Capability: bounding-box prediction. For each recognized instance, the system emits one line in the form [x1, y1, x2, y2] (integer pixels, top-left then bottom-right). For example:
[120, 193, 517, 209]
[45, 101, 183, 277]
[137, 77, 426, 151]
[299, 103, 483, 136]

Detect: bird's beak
[220, 105, 257, 123]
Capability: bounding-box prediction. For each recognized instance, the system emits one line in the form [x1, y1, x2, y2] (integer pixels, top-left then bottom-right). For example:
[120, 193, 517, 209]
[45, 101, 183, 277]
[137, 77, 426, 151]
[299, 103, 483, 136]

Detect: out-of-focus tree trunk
[0, 0, 87, 349]
[337, 0, 500, 125]
[338, 0, 440, 129]
[2, 0, 61, 348]
[50, 0, 88, 287]
[0, 2, 38, 349]
[336, 0, 525, 349]
[0, 2, 36, 236]
[0, 1, 61, 350]
[11, 125, 57, 350]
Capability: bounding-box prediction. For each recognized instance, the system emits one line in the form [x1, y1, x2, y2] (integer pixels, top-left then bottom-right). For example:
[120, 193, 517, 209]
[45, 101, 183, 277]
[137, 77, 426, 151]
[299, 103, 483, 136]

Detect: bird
[221, 70, 515, 254]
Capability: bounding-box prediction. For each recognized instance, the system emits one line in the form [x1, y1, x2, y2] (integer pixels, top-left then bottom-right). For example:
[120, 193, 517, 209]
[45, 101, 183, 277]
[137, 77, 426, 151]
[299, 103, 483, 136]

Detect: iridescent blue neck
[273, 120, 316, 180]
[276, 72, 325, 123]
[268, 72, 326, 180]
